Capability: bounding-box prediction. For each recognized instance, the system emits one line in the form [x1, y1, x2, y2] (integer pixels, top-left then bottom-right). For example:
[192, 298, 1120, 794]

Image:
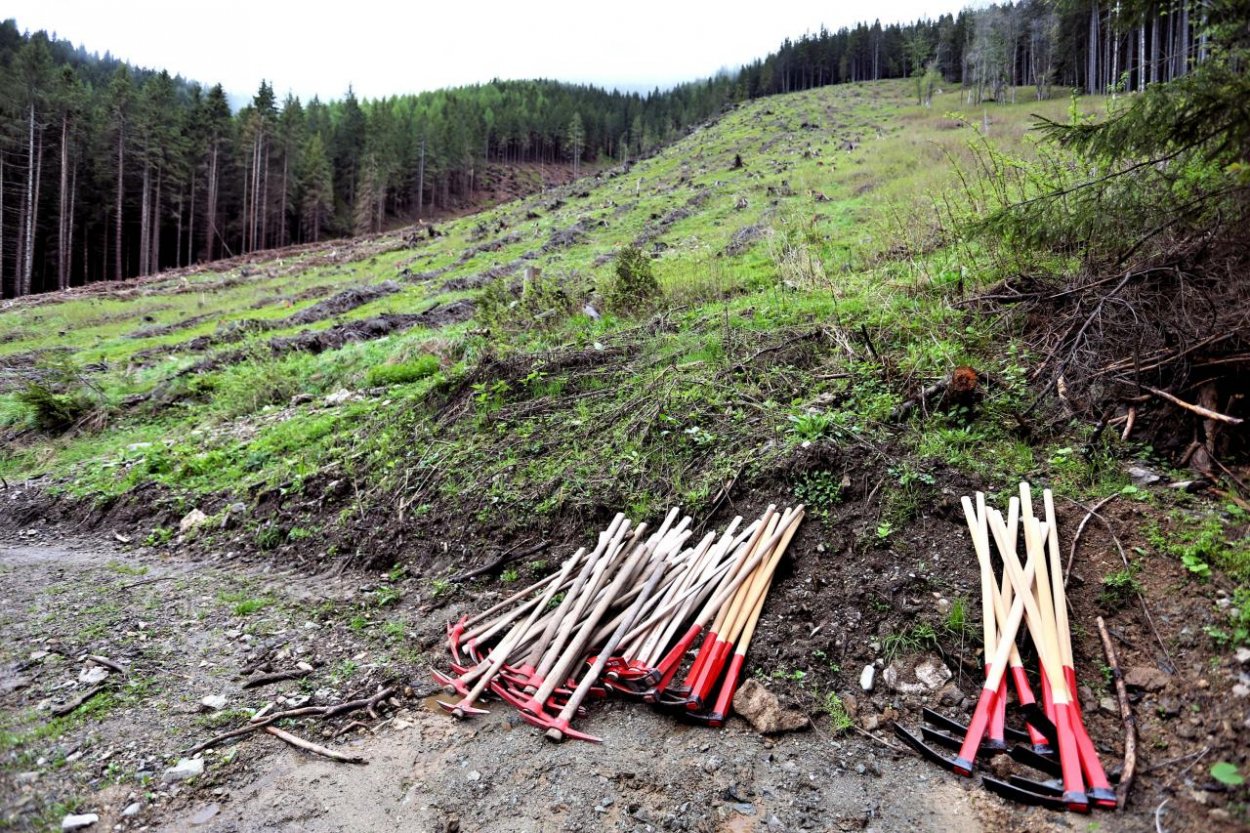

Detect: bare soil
[2, 466, 1246, 831]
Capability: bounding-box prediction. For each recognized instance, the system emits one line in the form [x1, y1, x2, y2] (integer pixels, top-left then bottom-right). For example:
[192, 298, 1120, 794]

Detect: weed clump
[366, 355, 440, 387]
[605, 245, 659, 312]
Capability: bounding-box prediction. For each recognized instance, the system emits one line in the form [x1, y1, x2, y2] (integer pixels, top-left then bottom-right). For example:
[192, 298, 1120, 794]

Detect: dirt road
[0, 537, 1028, 833]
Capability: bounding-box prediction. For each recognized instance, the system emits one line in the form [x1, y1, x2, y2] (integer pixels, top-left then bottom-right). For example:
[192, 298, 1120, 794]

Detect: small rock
[290, 393, 315, 406]
[1157, 698, 1182, 718]
[28, 650, 48, 661]
[78, 666, 109, 685]
[199, 695, 227, 711]
[61, 815, 98, 831]
[219, 503, 247, 530]
[861, 715, 880, 732]
[731, 803, 756, 816]
[188, 804, 219, 826]
[297, 661, 314, 673]
[936, 684, 963, 707]
[582, 303, 601, 320]
[988, 754, 1014, 780]
[859, 665, 875, 692]
[1236, 647, 1250, 665]
[467, 770, 481, 782]
[325, 389, 352, 405]
[162, 757, 204, 782]
[1232, 683, 1250, 699]
[1100, 697, 1119, 716]
[121, 803, 141, 817]
[1127, 465, 1162, 486]
[915, 658, 952, 690]
[1124, 666, 1170, 692]
[731, 679, 810, 734]
[179, 509, 209, 534]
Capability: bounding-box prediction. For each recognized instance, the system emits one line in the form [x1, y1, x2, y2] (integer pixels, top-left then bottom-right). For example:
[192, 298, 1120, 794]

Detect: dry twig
[242, 668, 311, 689]
[189, 685, 397, 754]
[1141, 384, 1244, 426]
[1097, 616, 1136, 810]
[264, 725, 366, 764]
[86, 655, 127, 677]
[51, 685, 106, 717]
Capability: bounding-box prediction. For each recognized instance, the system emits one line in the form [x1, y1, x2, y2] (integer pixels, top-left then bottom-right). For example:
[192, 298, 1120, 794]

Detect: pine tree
[567, 112, 585, 177]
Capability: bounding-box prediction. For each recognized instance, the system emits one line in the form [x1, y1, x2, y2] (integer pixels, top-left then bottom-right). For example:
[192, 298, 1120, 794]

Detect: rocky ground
[2, 515, 1244, 833]
[0, 535, 1003, 833]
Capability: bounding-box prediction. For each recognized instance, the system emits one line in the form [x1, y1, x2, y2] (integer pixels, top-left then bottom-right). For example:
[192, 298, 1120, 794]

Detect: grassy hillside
[1, 82, 1080, 520]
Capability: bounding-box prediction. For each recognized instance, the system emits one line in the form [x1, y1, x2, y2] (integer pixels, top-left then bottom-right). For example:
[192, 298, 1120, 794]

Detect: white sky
[9, 1, 966, 105]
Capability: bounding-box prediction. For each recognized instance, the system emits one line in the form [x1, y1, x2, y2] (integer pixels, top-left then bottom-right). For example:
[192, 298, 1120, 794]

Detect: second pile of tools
[434, 504, 804, 742]
[895, 483, 1117, 813]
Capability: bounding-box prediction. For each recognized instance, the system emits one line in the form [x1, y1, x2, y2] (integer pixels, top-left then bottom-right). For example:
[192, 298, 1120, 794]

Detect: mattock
[893, 496, 1042, 784]
[1044, 488, 1116, 808]
[653, 507, 780, 709]
[686, 509, 803, 727]
[437, 537, 586, 718]
[989, 500, 1088, 813]
[542, 534, 676, 742]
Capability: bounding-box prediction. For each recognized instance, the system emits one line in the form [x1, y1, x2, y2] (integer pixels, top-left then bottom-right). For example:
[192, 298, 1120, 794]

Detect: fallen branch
[86, 655, 127, 677]
[120, 575, 177, 591]
[1142, 385, 1244, 426]
[1096, 617, 1136, 810]
[1065, 494, 1119, 582]
[189, 684, 397, 754]
[449, 540, 549, 584]
[264, 725, 367, 764]
[242, 668, 311, 689]
[52, 685, 106, 717]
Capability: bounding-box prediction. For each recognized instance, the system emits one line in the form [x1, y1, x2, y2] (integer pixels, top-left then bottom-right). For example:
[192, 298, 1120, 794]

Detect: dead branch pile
[975, 237, 1249, 479]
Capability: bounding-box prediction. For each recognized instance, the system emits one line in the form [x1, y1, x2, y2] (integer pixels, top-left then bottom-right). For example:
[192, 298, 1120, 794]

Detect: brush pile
[895, 483, 1119, 813]
[434, 504, 804, 742]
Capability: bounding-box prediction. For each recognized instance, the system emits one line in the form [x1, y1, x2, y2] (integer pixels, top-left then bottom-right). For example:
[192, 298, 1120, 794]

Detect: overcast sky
[9, 1, 967, 105]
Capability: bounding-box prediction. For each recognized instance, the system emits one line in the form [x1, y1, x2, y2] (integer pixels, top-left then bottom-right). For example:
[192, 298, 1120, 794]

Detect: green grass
[217, 590, 273, 616]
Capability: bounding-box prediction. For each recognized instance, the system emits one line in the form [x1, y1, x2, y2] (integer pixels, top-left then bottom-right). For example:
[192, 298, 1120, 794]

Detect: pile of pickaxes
[895, 482, 1118, 813]
[433, 504, 804, 742]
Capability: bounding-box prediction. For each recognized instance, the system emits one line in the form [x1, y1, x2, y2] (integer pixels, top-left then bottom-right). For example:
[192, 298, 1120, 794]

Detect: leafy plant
[823, 691, 853, 734]
[1210, 762, 1244, 787]
[255, 524, 283, 551]
[1205, 587, 1250, 648]
[373, 586, 402, 607]
[943, 597, 973, 639]
[789, 411, 833, 441]
[471, 380, 509, 422]
[1100, 563, 1143, 607]
[793, 470, 843, 523]
[883, 622, 938, 661]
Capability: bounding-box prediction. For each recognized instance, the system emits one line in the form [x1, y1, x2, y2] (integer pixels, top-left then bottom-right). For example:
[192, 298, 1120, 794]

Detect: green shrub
[16, 381, 93, 432]
[605, 245, 659, 312]
[15, 360, 97, 432]
[366, 355, 440, 387]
